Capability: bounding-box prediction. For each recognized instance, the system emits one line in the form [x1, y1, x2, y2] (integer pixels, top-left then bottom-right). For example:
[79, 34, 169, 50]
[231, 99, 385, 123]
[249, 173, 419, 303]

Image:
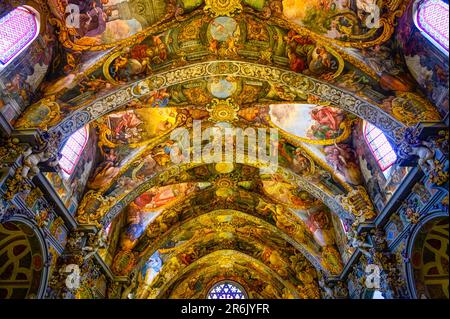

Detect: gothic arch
[115, 186, 345, 275]
[50, 62, 406, 142]
[413, 0, 449, 55]
[74, 119, 359, 231]
[122, 218, 322, 298]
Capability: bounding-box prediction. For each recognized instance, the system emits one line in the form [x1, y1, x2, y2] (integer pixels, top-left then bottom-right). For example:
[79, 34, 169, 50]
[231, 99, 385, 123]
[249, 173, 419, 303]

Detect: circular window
[207, 281, 247, 299]
[410, 217, 449, 299]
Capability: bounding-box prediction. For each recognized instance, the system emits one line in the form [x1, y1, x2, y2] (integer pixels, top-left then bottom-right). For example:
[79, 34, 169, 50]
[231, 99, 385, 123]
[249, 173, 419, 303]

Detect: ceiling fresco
[6, 0, 446, 299]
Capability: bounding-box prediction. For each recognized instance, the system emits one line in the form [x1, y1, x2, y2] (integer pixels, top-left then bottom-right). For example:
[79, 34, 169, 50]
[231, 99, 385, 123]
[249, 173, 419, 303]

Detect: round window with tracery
[207, 281, 247, 299]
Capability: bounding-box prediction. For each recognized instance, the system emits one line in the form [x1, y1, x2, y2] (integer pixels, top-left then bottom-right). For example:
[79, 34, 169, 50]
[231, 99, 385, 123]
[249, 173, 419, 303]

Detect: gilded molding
[52, 61, 405, 142]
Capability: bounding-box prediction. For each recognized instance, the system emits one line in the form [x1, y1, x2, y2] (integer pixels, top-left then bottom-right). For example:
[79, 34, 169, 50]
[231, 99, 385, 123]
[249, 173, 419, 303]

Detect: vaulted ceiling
[11, 0, 444, 299]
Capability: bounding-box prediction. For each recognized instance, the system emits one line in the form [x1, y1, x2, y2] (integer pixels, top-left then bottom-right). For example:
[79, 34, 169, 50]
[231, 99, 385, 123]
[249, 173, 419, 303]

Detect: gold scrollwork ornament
[204, 0, 243, 17]
[429, 160, 449, 186]
[337, 186, 377, 222]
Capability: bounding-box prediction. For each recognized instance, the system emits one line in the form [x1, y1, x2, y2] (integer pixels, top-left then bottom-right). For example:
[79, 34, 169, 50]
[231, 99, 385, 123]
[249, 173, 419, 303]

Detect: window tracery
[415, 0, 449, 54]
[0, 6, 39, 67]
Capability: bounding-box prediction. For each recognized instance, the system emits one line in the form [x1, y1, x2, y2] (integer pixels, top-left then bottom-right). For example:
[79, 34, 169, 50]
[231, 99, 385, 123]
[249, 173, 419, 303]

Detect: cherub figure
[82, 228, 108, 261]
[347, 229, 372, 258]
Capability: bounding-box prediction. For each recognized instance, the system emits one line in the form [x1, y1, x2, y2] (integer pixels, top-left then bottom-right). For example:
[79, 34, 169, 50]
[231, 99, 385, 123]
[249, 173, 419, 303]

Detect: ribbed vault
[112, 187, 344, 273]
[160, 250, 304, 299]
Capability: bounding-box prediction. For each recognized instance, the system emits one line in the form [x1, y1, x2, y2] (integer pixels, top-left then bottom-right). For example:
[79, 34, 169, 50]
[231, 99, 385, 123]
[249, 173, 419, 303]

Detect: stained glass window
[60, 126, 89, 177]
[364, 122, 397, 178]
[207, 281, 247, 299]
[0, 6, 39, 66]
[372, 290, 385, 299]
[416, 0, 449, 54]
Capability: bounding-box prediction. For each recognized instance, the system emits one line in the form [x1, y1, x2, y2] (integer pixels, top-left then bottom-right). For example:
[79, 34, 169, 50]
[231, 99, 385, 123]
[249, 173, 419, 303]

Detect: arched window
[0, 221, 45, 299]
[207, 281, 247, 299]
[59, 126, 89, 178]
[364, 122, 397, 178]
[0, 6, 40, 67]
[415, 0, 449, 54]
[407, 216, 449, 299]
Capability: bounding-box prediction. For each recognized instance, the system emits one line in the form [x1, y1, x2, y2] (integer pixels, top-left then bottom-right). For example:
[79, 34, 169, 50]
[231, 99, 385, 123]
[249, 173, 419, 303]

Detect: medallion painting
[269, 104, 348, 143]
[267, 103, 362, 186]
[48, 0, 168, 47]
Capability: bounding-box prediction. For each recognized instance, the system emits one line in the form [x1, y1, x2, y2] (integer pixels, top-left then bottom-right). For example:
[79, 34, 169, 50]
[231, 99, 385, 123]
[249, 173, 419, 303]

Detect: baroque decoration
[0, 0, 448, 301]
